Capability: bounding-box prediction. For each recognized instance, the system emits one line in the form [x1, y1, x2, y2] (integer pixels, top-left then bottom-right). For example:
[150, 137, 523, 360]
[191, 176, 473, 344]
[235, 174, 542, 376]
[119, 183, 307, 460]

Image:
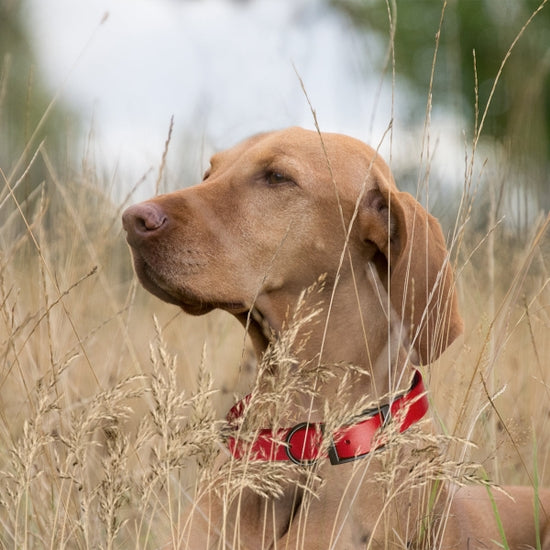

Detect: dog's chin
[132, 256, 248, 317]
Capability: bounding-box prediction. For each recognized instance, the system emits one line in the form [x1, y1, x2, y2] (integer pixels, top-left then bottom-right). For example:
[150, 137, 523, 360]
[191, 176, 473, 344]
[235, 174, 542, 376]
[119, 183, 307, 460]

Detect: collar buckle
[363, 402, 391, 426]
[327, 403, 391, 465]
[284, 422, 320, 465]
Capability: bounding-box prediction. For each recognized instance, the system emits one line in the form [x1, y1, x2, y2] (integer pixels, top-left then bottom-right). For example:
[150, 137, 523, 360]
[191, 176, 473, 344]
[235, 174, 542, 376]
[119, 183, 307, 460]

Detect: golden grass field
[1, 128, 549, 549]
[2, 7, 550, 540]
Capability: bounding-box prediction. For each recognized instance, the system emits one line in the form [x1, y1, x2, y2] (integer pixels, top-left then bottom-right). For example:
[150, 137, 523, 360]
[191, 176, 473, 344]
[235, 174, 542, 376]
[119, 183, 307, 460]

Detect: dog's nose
[122, 202, 167, 245]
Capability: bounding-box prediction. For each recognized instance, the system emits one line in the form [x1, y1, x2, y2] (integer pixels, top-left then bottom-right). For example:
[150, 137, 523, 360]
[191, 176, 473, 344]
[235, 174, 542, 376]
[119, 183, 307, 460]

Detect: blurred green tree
[1, 0, 74, 213]
[332, 0, 549, 210]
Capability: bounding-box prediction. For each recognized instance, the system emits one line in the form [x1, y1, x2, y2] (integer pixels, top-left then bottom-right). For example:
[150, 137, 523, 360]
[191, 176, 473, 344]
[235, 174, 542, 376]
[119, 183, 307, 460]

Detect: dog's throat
[235, 308, 273, 357]
[251, 307, 273, 340]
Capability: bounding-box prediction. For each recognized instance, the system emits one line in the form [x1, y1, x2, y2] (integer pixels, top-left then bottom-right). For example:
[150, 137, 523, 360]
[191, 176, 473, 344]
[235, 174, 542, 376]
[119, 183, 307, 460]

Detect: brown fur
[123, 127, 550, 549]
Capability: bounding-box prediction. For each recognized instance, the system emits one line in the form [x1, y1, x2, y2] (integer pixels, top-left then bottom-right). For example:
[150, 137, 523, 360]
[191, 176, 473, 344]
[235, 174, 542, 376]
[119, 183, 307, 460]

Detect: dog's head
[123, 127, 462, 364]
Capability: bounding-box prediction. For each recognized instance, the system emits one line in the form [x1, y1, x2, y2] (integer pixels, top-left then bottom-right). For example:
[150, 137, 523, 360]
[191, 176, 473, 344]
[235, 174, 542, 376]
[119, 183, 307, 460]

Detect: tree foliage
[332, 0, 550, 198]
[1, 0, 78, 232]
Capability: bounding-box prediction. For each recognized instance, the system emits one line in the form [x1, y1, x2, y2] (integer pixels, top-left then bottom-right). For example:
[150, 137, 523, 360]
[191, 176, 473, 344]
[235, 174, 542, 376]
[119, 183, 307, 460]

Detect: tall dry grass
[1, 135, 549, 550]
[1, 137, 549, 549]
[0, 139, 255, 548]
[1, 5, 550, 548]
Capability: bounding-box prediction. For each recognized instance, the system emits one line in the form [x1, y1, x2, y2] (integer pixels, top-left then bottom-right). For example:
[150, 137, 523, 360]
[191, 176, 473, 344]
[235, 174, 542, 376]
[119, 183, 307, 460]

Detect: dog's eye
[202, 168, 211, 181]
[265, 171, 293, 186]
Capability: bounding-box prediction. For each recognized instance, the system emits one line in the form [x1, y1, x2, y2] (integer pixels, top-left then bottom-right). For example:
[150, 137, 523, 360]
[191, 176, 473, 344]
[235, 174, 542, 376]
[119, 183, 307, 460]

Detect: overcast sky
[25, 0, 463, 198]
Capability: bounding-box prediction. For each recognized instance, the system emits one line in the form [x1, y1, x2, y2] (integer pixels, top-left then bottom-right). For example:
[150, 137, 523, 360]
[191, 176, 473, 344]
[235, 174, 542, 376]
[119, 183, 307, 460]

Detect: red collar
[226, 370, 428, 466]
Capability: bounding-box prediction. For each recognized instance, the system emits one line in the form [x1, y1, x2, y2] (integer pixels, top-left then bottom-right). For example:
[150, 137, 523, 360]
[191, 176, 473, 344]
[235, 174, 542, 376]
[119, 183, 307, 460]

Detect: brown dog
[123, 127, 550, 549]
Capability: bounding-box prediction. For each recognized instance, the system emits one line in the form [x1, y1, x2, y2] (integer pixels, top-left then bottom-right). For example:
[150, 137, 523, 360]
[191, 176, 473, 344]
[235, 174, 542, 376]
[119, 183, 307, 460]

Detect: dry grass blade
[1, 2, 549, 546]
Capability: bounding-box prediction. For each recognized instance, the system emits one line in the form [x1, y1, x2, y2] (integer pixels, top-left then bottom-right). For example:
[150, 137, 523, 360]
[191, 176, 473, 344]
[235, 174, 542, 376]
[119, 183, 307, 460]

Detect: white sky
[25, 0, 464, 199]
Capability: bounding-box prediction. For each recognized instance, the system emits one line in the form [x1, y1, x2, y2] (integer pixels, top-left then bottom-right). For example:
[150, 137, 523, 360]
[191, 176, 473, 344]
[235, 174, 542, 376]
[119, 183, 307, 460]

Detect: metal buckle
[285, 422, 319, 466]
[375, 403, 392, 426]
[327, 403, 391, 466]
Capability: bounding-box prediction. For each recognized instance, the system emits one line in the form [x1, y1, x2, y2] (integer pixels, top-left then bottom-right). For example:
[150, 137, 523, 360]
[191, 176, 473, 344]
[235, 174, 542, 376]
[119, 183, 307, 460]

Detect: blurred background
[3, 0, 549, 212]
[1, 1, 550, 547]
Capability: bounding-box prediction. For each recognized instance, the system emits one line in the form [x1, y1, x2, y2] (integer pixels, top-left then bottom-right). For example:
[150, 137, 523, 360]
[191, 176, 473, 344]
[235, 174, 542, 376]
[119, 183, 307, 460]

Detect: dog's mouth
[131, 254, 249, 316]
[130, 249, 274, 354]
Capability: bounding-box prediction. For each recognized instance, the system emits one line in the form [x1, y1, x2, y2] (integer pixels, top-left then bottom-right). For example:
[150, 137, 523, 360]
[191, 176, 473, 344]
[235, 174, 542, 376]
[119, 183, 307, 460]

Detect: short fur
[123, 127, 550, 549]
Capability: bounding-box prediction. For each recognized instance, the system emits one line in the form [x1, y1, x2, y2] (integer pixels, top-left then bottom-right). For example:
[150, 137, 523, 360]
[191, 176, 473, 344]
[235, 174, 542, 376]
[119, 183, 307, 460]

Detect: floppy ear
[360, 184, 463, 365]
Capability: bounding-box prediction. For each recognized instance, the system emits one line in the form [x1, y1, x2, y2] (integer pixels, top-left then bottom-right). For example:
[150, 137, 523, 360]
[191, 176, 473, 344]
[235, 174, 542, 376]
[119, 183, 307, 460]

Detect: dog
[123, 127, 550, 549]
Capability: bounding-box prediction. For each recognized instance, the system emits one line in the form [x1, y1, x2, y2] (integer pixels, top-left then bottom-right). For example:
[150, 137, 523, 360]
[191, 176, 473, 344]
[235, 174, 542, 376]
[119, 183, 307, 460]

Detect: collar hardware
[327, 403, 391, 465]
[285, 422, 322, 465]
[227, 370, 428, 467]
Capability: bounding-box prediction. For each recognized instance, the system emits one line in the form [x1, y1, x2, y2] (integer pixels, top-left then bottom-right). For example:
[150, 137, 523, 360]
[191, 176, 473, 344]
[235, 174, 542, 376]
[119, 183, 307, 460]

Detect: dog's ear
[360, 184, 463, 365]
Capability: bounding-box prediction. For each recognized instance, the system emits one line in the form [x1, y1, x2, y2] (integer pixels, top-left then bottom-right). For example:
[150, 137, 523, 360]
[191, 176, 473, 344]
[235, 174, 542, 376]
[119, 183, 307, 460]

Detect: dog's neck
[240, 264, 416, 415]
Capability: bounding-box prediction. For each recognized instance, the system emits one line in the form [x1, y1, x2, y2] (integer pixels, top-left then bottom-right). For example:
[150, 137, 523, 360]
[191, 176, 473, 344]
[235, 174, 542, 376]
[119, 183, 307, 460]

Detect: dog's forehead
[208, 127, 395, 193]
[247, 127, 375, 164]
[244, 127, 383, 166]
[210, 129, 323, 165]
